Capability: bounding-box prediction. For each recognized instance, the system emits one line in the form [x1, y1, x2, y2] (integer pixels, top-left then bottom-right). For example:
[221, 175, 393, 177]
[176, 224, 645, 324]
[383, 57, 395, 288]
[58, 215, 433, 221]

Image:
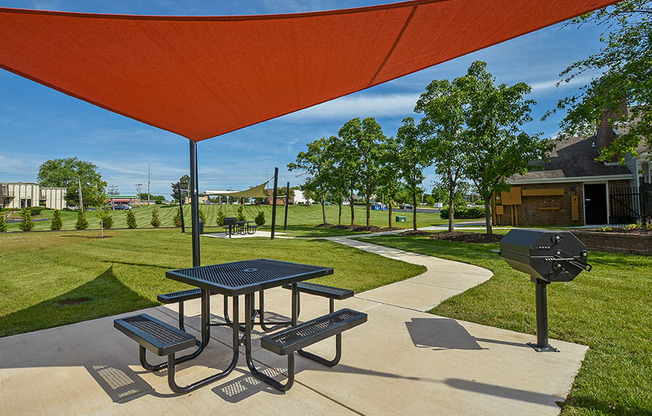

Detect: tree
[236, 205, 246, 222]
[548, 1, 651, 162]
[75, 209, 89, 230]
[395, 118, 432, 231]
[377, 136, 402, 228]
[255, 211, 266, 226]
[151, 206, 161, 227]
[19, 209, 35, 231]
[126, 210, 137, 229]
[331, 130, 362, 225]
[50, 209, 63, 231]
[288, 137, 332, 225]
[98, 209, 113, 229]
[0, 212, 7, 232]
[338, 118, 387, 227]
[415, 77, 468, 232]
[173, 208, 183, 227]
[460, 61, 553, 234]
[216, 206, 225, 226]
[170, 175, 190, 201]
[37, 157, 107, 208]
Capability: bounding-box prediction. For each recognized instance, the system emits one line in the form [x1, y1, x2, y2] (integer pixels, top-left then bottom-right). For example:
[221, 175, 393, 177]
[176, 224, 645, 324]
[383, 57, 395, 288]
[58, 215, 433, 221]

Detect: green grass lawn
[0, 229, 425, 337]
[357, 232, 651, 416]
[2, 204, 452, 237]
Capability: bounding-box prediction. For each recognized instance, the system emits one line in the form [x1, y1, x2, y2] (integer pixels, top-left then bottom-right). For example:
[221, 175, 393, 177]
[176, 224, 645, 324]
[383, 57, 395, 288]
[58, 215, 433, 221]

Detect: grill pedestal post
[528, 277, 559, 352]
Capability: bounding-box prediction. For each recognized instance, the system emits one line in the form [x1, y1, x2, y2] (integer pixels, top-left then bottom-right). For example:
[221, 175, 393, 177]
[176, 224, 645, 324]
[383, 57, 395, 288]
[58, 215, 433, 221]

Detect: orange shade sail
[0, 0, 618, 142]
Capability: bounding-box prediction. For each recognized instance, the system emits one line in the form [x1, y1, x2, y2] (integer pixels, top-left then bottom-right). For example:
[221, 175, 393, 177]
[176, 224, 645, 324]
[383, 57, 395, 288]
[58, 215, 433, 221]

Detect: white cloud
[285, 93, 419, 122]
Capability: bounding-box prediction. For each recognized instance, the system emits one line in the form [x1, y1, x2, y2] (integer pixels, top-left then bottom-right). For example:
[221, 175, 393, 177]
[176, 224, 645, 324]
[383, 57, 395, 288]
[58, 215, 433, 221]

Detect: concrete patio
[0, 240, 588, 415]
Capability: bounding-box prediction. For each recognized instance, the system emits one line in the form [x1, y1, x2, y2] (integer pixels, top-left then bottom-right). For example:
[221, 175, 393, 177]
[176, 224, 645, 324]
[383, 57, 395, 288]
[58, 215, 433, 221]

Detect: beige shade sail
[205, 181, 270, 198]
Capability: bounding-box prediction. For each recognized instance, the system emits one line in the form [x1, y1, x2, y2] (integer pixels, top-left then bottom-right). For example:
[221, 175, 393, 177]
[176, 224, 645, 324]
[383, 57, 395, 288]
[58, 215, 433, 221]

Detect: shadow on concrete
[445, 378, 562, 407]
[212, 367, 285, 402]
[406, 317, 484, 350]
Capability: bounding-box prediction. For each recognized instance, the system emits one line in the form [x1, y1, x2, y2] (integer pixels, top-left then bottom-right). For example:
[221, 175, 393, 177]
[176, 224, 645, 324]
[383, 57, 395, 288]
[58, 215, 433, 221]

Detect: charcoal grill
[499, 229, 591, 351]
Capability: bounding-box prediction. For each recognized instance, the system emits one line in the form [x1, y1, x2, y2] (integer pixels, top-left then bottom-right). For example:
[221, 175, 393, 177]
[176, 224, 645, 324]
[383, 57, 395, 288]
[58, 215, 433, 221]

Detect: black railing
[609, 181, 651, 225]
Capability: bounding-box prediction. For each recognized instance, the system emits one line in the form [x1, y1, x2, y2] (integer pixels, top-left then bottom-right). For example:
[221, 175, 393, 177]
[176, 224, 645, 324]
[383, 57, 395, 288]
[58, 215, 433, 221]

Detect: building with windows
[0, 182, 67, 210]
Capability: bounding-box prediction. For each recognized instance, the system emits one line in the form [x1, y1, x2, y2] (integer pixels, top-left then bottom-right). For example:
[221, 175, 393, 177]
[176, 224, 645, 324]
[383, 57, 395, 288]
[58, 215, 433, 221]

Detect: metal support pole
[283, 181, 290, 231]
[271, 167, 278, 240]
[529, 278, 558, 352]
[189, 140, 200, 267]
[177, 182, 185, 233]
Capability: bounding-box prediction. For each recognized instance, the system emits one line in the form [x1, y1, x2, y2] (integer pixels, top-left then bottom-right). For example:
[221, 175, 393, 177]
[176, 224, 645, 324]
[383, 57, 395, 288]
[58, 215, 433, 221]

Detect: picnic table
[222, 218, 258, 237]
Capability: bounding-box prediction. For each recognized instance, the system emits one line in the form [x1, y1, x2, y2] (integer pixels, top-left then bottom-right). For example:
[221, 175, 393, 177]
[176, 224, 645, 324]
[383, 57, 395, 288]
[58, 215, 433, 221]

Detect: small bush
[75, 209, 89, 230]
[98, 209, 113, 229]
[18, 208, 35, 232]
[28, 207, 43, 216]
[199, 207, 207, 223]
[624, 223, 641, 231]
[0, 213, 7, 232]
[599, 226, 612, 232]
[255, 211, 266, 226]
[126, 210, 137, 229]
[51, 210, 63, 231]
[237, 205, 246, 221]
[151, 206, 161, 228]
[216, 206, 225, 226]
[646, 223, 652, 232]
[173, 208, 183, 227]
[440, 206, 485, 219]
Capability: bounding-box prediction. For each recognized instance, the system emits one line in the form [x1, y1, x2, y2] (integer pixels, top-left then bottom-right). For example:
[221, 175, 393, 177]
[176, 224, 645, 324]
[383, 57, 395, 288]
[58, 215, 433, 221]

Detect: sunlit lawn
[0, 229, 425, 337]
[357, 231, 651, 416]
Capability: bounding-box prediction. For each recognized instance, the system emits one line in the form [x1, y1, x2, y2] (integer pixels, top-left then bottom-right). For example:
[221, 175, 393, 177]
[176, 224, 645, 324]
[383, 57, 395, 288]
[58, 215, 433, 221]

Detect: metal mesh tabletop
[165, 258, 333, 295]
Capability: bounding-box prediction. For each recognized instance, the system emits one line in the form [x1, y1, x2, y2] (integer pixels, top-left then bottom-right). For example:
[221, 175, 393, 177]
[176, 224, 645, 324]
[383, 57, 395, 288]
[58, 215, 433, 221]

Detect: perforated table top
[165, 258, 333, 296]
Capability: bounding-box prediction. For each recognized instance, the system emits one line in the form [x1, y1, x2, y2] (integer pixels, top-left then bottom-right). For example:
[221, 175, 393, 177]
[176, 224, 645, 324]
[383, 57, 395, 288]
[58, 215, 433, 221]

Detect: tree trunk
[338, 194, 342, 225]
[350, 189, 355, 225]
[484, 197, 493, 235]
[321, 194, 326, 225]
[388, 197, 393, 228]
[412, 191, 418, 231]
[366, 184, 371, 226]
[448, 184, 455, 233]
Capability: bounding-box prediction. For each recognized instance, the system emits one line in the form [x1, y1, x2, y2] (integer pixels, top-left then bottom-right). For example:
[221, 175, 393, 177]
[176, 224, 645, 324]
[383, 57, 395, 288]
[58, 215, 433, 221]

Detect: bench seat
[114, 313, 196, 356]
[157, 288, 202, 304]
[260, 308, 367, 356]
[282, 282, 354, 300]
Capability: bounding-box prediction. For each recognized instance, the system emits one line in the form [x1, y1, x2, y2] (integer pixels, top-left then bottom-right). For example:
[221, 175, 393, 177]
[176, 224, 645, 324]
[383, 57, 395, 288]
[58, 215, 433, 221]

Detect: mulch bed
[399, 230, 432, 236]
[430, 231, 503, 243]
[590, 227, 651, 234]
[316, 223, 401, 232]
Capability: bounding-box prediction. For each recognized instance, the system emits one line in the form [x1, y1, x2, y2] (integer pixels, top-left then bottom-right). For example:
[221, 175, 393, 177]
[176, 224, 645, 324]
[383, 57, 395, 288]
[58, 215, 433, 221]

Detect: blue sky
[0, 0, 606, 198]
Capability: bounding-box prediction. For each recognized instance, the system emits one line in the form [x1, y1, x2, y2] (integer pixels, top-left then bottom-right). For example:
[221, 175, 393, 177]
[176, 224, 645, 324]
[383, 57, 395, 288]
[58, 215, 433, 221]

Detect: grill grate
[124, 315, 188, 344]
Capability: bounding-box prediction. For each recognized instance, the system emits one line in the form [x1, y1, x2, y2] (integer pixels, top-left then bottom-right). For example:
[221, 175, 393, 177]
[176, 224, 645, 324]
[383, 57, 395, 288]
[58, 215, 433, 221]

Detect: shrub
[0, 213, 7, 232]
[151, 206, 161, 227]
[126, 210, 137, 229]
[255, 211, 266, 226]
[18, 208, 35, 232]
[28, 207, 43, 216]
[599, 226, 612, 232]
[237, 205, 246, 221]
[173, 208, 182, 227]
[98, 209, 113, 229]
[624, 223, 641, 231]
[199, 207, 207, 223]
[646, 223, 652, 232]
[440, 206, 485, 219]
[50, 210, 63, 231]
[216, 206, 225, 226]
[75, 209, 89, 230]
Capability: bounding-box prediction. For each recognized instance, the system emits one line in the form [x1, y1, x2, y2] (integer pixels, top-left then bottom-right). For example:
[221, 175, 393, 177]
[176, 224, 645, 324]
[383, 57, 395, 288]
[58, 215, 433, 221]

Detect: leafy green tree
[75, 209, 89, 230]
[50, 209, 63, 231]
[99, 209, 113, 229]
[548, 1, 651, 162]
[377, 136, 402, 228]
[37, 157, 107, 208]
[255, 211, 266, 226]
[338, 118, 387, 226]
[173, 208, 183, 227]
[216, 206, 225, 226]
[288, 137, 332, 225]
[170, 175, 190, 201]
[236, 205, 246, 222]
[126, 210, 137, 229]
[330, 131, 362, 225]
[18, 209, 35, 231]
[415, 77, 467, 232]
[459, 61, 553, 234]
[0, 212, 7, 232]
[151, 206, 161, 227]
[395, 118, 432, 231]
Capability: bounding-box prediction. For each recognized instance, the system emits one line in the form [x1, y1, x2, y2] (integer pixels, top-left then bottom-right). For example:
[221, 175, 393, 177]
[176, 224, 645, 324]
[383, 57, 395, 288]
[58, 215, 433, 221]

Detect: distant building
[107, 195, 141, 206]
[0, 182, 66, 210]
[293, 190, 313, 205]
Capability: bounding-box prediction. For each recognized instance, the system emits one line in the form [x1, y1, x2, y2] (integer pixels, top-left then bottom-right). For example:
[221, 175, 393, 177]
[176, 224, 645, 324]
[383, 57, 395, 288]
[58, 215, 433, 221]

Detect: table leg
[166, 294, 241, 393]
[245, 292, 294, 391]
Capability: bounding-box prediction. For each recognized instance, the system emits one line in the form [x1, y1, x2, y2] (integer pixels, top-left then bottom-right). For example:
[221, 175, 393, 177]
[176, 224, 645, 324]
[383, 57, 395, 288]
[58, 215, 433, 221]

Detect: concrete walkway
[0, 234, 589, 415]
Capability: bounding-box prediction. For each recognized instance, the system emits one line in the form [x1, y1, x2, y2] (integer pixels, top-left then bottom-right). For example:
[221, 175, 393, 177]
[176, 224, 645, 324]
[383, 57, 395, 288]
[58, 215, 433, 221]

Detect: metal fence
[609, 182, 652, 225]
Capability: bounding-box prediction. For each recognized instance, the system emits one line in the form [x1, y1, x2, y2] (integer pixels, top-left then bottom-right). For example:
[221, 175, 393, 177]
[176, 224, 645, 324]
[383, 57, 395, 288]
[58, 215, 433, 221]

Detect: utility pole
[147, 164, 151, 205]
[271, 167, 278, 240]
[107, 185, 119, 210]
[135, 183, 143, 207]
[283, 181, 290, 231]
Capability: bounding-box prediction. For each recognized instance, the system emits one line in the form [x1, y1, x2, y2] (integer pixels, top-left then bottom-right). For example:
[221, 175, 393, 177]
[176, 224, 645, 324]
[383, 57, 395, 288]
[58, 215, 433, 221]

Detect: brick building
[495, 123, 650, 227]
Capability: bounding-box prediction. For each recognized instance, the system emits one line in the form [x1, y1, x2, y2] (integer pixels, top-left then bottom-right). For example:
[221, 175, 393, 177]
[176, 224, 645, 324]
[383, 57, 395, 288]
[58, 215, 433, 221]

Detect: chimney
[596, 101, 628, 160]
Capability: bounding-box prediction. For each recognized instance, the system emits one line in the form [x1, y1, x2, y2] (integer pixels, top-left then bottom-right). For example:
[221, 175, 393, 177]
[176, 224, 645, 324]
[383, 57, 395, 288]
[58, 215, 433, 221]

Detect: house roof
[511, 136, 632, 182]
